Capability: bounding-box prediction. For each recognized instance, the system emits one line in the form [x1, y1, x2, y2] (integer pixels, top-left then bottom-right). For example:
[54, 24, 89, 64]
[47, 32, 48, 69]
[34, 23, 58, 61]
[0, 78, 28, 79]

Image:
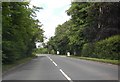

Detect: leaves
[2, 2, 44, 64]
[47, 2, 120, 59]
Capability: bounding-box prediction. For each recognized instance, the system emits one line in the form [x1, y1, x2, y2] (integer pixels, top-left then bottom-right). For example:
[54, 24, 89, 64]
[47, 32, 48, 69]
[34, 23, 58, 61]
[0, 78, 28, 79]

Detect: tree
[47, 2, 120, 59]
[2, 2, 44, 64]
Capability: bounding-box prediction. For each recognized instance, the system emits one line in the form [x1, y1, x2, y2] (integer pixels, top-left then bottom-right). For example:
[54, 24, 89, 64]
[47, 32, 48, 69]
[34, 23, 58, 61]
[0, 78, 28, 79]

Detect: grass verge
[2, 57, 35, 73]
[69, 56, 119, 65]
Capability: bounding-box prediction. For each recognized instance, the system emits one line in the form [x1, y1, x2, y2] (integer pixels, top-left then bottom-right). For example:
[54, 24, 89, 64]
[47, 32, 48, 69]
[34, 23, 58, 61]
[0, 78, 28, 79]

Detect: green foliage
[2, 2, 44, 64]
[3, 57, 34, 73]
[81, 35, 120, 60]
[35, 48, 48, 54]
[94, 35, 120, 60]
[47, 2, 120, 60]
[81, 43, 97, 58]
[70, 56, 119, 65]
[47, 21, 72, 55]
[2, 41, 18, 63]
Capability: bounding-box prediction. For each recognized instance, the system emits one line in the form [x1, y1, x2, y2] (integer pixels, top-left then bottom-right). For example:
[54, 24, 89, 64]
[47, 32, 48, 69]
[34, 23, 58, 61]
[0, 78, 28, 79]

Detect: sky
[30, 0, 71, 42]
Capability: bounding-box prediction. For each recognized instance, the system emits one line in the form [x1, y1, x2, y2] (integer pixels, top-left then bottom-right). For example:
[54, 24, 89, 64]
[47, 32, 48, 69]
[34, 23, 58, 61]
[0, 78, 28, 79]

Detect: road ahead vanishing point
[3, 54, 118, 81]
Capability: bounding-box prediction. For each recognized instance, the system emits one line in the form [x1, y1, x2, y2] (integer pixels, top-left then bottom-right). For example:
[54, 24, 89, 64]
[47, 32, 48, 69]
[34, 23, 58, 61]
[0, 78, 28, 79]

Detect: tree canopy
[2, 2, 44, 64]
[47, 2, 120, 60]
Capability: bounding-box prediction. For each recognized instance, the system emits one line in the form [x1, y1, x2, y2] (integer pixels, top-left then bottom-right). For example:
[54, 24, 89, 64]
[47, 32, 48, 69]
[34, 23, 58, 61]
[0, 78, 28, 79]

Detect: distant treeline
[2, 2, 44, 64]
[47, 2, 120, 60]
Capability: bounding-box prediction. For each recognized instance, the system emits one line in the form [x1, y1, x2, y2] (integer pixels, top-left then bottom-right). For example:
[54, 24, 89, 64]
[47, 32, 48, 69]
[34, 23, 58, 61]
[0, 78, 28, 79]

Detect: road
[2, 54, 118, 81]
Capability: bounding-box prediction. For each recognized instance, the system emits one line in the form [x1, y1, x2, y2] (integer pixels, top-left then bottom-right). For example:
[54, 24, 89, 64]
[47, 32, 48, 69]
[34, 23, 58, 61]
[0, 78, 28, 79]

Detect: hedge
[81, 43, 97, 58]
[94, 35, 120, 60]
[81, 35, 120, 60]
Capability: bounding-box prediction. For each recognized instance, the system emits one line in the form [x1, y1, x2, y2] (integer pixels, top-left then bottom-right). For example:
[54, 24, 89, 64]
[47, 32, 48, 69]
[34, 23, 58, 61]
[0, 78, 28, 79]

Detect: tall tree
[2, 2, 44, 64]
[47, 2, 120, 58]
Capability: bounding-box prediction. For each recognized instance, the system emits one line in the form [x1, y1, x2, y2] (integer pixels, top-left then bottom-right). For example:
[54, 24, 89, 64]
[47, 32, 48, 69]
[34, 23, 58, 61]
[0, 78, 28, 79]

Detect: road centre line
[52, 61, 58, 66]
[47, 56, 73, 82]
[59, 69, 73, 82]
[47, 56, 57, 66]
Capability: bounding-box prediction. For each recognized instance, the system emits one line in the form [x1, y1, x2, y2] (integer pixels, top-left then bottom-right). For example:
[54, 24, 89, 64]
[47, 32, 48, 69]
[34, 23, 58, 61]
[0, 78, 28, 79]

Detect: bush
[2, 40, 28, 64]
[2, 41, 19, 64]
[94, 35, 120, 60]
[35, 48, 48, 54]
[81, 43, 98, 58]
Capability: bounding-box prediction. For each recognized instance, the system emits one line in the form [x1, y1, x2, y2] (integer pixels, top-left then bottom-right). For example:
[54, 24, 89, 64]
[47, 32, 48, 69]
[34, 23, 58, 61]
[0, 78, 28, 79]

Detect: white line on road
[60, 69, 72, 81]
[52, 61, 58, 66]
[47, 56, 73, 82]
[47, 56, 57, 66]
[47, 56, 53, 61]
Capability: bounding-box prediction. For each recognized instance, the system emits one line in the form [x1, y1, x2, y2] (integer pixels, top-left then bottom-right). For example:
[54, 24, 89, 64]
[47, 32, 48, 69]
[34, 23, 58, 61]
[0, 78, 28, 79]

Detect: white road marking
[59, 69, 71, 80]
[50, 59, 53, 61]
[47, 56, 73, 82]
[52, 61, 58, 66]
[47, 56, 53, 61]
[59, 69, 73, 82]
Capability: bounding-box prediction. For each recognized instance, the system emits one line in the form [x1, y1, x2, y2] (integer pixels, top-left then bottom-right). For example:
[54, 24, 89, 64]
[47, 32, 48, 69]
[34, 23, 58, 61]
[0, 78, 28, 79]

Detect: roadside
[2, 56, 36, 75]
[68, 55, 119, 65]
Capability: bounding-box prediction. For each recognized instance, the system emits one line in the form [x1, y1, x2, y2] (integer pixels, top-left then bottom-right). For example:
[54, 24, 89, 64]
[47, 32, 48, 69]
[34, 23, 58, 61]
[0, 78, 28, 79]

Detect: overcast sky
[30, 0, 71, 42]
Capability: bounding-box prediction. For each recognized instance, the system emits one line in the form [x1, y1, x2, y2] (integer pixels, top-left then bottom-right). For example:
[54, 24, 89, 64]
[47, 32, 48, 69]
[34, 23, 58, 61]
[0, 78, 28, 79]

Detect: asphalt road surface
[3, 54, 118, 81]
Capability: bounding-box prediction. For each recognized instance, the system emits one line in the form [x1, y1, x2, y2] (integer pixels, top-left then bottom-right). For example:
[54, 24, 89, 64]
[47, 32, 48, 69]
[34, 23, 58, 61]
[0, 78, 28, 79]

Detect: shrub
[81, 43, 98, 58]
[94, 35, 120, 60]
[35, 48, 48, 54]
[2, 41, 19, 64]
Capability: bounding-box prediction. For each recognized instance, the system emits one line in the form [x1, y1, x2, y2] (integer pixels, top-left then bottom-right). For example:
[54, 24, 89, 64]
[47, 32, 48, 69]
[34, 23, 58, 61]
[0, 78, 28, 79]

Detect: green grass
[69, 56, 119, 65]
[2, 57, 35, 73]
